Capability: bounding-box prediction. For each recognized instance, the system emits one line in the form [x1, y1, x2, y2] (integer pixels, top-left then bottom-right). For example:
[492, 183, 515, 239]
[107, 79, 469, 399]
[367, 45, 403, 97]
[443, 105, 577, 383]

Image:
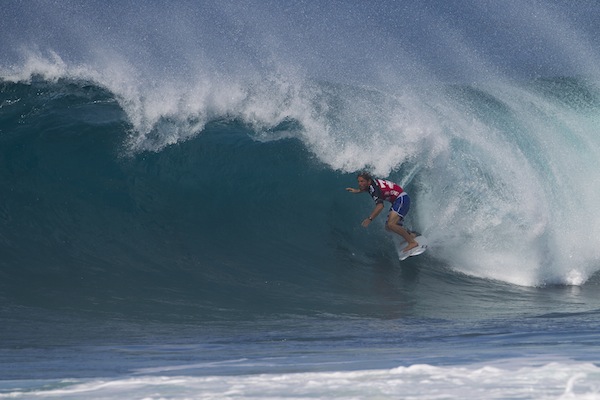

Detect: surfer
[346, 172, 418, 252]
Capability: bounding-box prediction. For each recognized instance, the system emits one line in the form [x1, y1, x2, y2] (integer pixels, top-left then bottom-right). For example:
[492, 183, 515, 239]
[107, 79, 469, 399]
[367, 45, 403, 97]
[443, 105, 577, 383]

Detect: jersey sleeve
[369, 184, 384, 205]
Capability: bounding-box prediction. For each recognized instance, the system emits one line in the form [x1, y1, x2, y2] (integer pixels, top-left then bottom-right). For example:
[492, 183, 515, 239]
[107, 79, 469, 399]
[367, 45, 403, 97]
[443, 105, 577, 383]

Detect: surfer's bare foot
[403, 241, 419, 252]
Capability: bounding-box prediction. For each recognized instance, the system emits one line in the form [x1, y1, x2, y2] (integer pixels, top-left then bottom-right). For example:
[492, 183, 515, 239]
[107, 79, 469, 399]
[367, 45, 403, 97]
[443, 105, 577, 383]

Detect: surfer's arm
[362, 202, 384, 227]
[345, 187, 364, 194]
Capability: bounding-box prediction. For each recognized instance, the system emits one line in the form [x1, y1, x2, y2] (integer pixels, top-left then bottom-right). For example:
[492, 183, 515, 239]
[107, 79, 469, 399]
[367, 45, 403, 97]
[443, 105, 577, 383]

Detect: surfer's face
[357, 177, 370, 191]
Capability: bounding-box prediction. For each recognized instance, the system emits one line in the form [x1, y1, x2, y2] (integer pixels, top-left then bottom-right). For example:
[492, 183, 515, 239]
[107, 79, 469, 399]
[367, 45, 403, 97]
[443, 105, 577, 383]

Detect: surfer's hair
[357, 172, 373, 181]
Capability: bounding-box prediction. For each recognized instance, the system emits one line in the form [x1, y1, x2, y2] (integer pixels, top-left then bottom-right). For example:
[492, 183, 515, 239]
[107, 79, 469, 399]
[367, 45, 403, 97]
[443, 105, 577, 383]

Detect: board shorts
[390, 193, 410, 222]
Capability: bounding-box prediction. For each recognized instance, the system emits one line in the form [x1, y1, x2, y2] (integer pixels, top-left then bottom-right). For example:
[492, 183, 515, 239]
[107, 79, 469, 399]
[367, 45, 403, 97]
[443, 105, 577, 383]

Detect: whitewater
[2, 0, 600, 398]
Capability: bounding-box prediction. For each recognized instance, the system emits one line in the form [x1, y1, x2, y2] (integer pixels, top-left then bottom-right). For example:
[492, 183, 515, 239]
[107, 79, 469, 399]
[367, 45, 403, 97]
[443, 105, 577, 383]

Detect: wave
[2, 1, 600, 319]
[1, 76, 599, 314]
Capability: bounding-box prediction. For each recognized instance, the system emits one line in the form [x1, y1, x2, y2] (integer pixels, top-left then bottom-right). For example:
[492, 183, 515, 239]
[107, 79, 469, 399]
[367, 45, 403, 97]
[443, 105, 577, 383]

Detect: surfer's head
[357, 172, 373, 191]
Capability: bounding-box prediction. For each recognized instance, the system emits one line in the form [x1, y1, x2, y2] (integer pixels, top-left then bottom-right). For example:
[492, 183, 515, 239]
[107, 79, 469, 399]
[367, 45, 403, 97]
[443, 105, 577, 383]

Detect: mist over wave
[1, 0, 600, 315]
[3, 0, 600, 156]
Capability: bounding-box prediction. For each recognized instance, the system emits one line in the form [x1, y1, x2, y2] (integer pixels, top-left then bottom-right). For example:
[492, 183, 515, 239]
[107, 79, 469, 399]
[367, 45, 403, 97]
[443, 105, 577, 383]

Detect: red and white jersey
[368, 179, 404, 204]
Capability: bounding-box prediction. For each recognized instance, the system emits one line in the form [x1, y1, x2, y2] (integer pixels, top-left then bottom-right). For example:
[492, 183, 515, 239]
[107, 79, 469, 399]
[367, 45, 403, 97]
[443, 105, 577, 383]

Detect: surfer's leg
[386, 212, 418, 252]
[391, 220, 418, 237]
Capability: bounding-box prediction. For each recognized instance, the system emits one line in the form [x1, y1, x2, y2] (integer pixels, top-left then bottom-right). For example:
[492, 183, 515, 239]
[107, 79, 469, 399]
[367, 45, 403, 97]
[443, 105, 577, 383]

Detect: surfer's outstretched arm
[345, 187, 363, 194]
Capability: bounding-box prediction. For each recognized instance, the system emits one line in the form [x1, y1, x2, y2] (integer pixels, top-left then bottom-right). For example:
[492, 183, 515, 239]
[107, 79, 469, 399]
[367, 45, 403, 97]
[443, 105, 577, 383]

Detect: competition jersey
[368, 179, 404, 204]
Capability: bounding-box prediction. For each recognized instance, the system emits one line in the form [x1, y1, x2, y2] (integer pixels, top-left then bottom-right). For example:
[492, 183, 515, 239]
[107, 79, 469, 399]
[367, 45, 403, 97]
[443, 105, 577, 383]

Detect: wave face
[2, 1, 600, 319]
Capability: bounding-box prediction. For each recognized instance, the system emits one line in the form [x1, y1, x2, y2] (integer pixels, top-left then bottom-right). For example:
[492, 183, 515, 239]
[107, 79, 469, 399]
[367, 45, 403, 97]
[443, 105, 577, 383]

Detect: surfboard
[397, 235, 428, 261]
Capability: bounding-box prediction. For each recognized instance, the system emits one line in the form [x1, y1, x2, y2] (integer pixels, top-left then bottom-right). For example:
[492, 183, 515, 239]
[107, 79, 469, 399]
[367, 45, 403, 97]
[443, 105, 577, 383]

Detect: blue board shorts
[390, 193, 410, 222]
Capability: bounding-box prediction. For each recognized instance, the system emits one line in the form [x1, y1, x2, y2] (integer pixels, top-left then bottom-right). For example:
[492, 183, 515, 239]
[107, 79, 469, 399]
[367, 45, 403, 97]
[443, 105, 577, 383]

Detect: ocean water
[2, 1, 600, 398]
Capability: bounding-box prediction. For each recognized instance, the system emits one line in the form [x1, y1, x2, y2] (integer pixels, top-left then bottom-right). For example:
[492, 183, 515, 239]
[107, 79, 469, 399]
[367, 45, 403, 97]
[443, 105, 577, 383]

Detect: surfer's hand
[361, 218, 371, 228]
[346, 187, 360, 193]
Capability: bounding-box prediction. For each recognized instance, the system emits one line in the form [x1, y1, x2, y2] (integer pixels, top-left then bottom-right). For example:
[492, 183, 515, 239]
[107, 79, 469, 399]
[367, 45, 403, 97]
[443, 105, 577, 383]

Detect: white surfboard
[397, 235, 428, 261]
